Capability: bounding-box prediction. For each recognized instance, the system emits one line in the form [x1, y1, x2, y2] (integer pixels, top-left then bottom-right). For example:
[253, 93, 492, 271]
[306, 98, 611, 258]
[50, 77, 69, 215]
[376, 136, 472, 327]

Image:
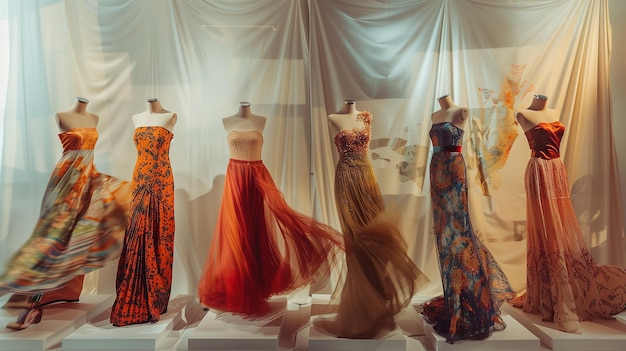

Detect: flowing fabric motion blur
[316, 111, 428, 338]
[0, 127, 131, 329]
[198, 130, 343, 316]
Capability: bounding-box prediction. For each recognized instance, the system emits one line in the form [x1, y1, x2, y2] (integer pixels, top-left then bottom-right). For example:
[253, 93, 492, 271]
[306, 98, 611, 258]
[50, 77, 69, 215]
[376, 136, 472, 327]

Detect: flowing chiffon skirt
[0, 128, 130, 295]
[511, 156, 626, 332]
[198, 159, 343, 316]
[317, 152, 427, 338]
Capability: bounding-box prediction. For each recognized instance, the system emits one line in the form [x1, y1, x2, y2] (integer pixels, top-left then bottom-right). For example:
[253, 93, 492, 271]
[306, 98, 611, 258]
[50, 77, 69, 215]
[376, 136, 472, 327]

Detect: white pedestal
[187, 297, 287, 351]
[306, 294, 407, 351]
[423, 312, 540, 351]
[62, 294, 193, 350]
[0, 294, 113, 351]
[503, 302, 626, 351]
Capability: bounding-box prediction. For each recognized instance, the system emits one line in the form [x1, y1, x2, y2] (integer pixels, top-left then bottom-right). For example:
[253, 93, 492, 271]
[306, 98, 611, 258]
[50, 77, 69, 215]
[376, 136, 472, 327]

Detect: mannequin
[511, 94, 626, 333]
[55, 97, 98, 132]
[198, 101, 343, 316]
[516, 95, 559, 132]
[328, 99, 363, 136]
[111, 98, 176, 326]
[2, 97, 131, 330]
[431, 94, 468, 127]
[222, 101, 266, 133]
[423, 94, 514, 342]
[317, 98, 426, 338]
[132, 98, 177, 132]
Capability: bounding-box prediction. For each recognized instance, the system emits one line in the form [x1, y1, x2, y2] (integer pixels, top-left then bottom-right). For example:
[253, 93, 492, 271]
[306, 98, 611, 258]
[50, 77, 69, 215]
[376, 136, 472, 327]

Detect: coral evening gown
[318, 111, 428, 338]
[110, 126, 175, 326]
[422, 122, 515, 343]
[0, 128, 130, 295]
[198, 129, 343, 316]
[511, 121, 626, 332]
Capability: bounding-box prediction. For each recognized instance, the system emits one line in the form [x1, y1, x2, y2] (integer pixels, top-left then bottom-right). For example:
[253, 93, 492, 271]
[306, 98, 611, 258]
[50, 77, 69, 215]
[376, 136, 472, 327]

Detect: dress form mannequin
[222, 101, 266, 133]
[328, 100, 364, 136]
[132, 98, 177, 132]
[431, 94, 468, 128]
[55, 97, 99, 132]
[516, 95, 559, 132]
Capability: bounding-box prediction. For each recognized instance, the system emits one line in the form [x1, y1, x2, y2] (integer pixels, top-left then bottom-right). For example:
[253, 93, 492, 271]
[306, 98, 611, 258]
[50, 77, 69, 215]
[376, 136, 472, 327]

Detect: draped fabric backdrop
[0, 0, 623, 297]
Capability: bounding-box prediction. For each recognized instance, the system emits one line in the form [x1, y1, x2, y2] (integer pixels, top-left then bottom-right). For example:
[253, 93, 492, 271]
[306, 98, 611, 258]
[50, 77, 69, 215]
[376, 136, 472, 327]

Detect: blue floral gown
[422, 122, 515, 343]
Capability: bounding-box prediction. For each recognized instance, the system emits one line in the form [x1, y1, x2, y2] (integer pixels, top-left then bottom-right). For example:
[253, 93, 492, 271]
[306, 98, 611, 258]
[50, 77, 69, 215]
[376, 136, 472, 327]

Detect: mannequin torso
[55, 97, 99, 132]
[516, 95, 559, 132]
[328, 100, 365, 136]
[132, 99, 177, 132]
[431, 95, 468, 128]
[222, 102, 267, 134]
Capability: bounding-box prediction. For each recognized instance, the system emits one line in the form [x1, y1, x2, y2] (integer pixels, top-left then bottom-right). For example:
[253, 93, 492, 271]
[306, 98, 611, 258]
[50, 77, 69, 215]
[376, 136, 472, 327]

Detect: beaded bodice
[333, 111, 372, 156]
[59, 127, 98, 152]
[227, 130, 263, 161]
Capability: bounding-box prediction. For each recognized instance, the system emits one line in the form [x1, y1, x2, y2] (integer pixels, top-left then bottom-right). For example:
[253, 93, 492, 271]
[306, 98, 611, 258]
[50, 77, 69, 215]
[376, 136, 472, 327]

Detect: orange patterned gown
[0, 128, 130, 294]
[110, 126, 175, 326]
[198, 130, 343, 316]
[512, 121, 626, 332]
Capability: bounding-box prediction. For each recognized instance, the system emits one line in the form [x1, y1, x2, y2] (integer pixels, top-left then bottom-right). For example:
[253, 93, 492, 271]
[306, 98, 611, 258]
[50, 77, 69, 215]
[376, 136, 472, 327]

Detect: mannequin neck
[72, 98, 89, 113]
[238, 102, 252, 117]
[528, 96, 548, 110]
[147, 99, 164, 113]
[438, 95, 455, 109]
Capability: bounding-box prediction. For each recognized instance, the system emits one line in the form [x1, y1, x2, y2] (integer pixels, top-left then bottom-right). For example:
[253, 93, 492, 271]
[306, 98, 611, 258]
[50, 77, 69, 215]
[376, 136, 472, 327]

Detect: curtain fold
[0, 0, 622, 296]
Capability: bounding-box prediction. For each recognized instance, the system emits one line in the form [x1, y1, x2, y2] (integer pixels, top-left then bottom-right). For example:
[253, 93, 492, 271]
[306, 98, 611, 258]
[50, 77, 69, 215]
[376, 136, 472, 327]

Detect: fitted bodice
[59, 128, 98, 152]
[429, 122, 463, 148]
[334, 111, 372, 156]
[524, 121, 564, 160]
[228, 130, 263, 161]
[134, 126, 173, 157]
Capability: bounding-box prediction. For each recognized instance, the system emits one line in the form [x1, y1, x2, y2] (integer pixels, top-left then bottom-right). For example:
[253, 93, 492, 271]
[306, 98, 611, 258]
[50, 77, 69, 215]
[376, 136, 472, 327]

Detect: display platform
[62, 294, 194, 351]
[187, 297, 287, 351]
[0, 294, 113, 351]
[305, 294, 406, 351]
[422, 313, 540, 351]
[502, 302, 626, 351]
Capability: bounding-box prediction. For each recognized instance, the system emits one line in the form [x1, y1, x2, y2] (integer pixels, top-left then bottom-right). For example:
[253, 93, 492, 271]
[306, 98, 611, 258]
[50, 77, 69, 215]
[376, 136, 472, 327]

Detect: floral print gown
[422, 122, 515, 343]
[110, 126, 175, 326]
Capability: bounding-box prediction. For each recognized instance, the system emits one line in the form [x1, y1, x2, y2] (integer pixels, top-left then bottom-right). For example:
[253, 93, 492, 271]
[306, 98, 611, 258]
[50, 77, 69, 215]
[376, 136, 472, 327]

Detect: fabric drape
[0, 0, 623, 298]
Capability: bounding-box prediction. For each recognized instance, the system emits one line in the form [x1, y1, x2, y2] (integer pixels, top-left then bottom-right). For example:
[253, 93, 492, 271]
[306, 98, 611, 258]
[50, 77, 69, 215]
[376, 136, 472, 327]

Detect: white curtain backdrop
[0, 0, 623, 297]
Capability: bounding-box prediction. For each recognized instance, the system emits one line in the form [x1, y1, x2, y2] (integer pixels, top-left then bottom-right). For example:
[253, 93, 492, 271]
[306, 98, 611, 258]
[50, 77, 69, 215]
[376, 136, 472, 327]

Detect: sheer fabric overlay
[510, 122, 626, 333]
[198, 130, 343, 316]
[315, 112, 428, 338]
